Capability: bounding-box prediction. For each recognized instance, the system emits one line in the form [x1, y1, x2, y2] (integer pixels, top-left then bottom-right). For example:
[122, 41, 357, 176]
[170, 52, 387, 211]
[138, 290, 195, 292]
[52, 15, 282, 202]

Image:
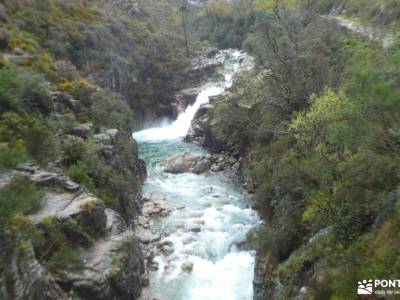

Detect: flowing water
[133, 50, 259, 300]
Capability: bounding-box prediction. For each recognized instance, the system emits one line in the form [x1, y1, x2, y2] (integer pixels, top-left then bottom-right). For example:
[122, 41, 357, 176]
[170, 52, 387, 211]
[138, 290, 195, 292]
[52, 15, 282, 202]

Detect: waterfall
[133, 49, 249, 143]
[132, 86, 223, 142]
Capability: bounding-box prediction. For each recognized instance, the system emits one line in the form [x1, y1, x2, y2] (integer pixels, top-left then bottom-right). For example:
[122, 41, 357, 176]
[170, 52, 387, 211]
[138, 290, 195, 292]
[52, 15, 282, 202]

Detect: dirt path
[323, 15, 395, 47]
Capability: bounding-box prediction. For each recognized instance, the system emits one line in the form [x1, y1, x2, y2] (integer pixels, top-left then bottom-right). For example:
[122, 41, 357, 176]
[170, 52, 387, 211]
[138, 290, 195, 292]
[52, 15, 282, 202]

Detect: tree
[180, 1, 190, 57]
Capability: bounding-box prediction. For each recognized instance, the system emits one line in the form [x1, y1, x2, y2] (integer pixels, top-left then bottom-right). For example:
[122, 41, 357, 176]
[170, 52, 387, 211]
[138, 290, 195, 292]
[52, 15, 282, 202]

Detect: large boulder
[161, 152, 212, 174]
[72, 123, 93, 138]
[0, 238, 68, 300]
[61, 231, 147, 299]
[28, 192, 108, 244]
[185, 103, 225, 152]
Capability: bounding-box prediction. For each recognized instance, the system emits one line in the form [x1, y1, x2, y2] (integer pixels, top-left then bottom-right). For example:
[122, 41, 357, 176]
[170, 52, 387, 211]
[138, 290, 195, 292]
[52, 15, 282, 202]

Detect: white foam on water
[133, 86, 223, 142]
[183, 252, 256, 300]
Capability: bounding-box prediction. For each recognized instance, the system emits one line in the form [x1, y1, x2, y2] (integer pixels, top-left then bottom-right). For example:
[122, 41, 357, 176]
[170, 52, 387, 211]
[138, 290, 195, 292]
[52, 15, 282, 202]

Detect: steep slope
[0, 0, 188, 124]
[0, 0, 189, 299]
[187, 0, 400, 299]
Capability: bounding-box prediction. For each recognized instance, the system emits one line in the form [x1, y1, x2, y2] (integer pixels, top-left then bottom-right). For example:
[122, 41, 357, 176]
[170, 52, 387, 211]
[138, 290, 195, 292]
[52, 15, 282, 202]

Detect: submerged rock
[181, 236, 195, 245]
[187, 223, 202, 233]
[181, 261, 194, 273]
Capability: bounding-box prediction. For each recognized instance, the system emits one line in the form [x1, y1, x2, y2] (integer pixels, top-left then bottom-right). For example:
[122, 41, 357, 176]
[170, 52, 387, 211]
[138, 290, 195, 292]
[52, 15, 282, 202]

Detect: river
[133, 50, 259, 300]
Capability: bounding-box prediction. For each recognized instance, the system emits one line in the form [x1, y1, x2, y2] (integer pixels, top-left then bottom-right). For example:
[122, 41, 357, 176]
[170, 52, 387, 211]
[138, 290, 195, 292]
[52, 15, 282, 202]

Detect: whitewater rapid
[133, 50, 258, 300]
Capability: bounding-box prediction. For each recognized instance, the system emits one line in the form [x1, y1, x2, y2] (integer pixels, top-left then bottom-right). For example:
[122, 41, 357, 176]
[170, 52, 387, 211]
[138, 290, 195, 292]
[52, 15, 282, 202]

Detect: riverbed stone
[187, 223, 202, 233]
[161, 245, 174, 256]
[136, 226, 161, 244]
[181, 261, 194, 273]
[150, 191, 165, 206]
[182, 236, 195, 245]
[175, 204, 186, 210]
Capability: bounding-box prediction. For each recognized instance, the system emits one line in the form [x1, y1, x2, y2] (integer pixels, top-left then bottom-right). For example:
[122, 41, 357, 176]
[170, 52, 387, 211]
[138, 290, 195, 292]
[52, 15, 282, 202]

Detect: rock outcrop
[184, 48, 224, 87]
[185, 103, 225, 152]
[61, 231, 146, 300]
[171, 87, 202, 119]
[72, 123, 93, 139]
[0, 158, 148, 300]
[0, 238, 67, 300]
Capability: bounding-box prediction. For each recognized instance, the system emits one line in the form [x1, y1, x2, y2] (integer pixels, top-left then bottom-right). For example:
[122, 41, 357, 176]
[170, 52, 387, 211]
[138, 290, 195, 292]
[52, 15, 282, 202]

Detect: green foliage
[0, 141, 27, 169]
[1, 111, 56, 165]
[0, 68, 18, 113]
[68, 161, 94, 189]
[346, 0, 400, 26]
[194, 1, 256, 48]
[0, 123, 28, 168]
[211, 101, 253, 153]
[90, 89, 133, 132]
[202, 1, 400, 297]
[0, 66, 58, 165]
[62, 135, 88, 165]
[45, 246, 83, 273]
[0, 67, 52, 115]
[290, 90, 350, 154]
[16, 70, 53, 115]
[0, 176, 44, 221]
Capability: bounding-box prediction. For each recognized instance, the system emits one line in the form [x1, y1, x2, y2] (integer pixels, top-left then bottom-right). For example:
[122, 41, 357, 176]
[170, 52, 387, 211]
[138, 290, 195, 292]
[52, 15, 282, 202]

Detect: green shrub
[45, 246, 83, 273]
[0, 67, 52, 115]
[68, 161, 94, 189]
[90, 89, 133, 132]
[1, 111, 57, 165]
[16, 70, 53, 115]
[0, 68, 18, 113]
[62, 135, 87, 165]
[0, 123, 28, 168]
[0, 176, 44, 221]
[0, 142, 27, 169]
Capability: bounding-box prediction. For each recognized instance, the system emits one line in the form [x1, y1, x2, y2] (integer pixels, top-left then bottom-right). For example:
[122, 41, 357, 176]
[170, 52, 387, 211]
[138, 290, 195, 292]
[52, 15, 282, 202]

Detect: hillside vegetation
[192, 0, 400, 298]
[0, 1, 188, 298]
